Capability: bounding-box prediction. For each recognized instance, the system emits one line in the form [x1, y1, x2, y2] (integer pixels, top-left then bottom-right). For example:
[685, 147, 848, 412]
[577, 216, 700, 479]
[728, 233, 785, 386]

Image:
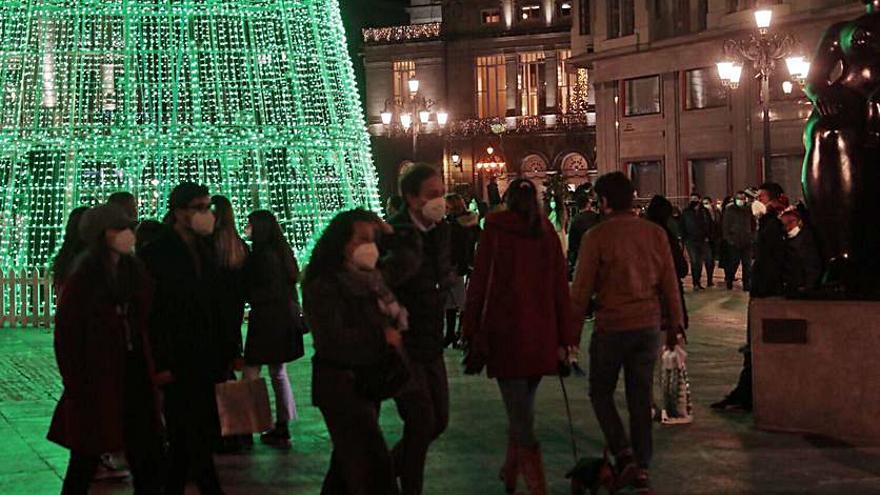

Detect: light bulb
[400, 113, 413, 129]
[408, 77, 420, 94]
[419, 110, 430, 124]
[754, 9, 772, 30]
[782, 81, 794, 95]
[381, 111, 393, 125]
[436, 110, 448, 126]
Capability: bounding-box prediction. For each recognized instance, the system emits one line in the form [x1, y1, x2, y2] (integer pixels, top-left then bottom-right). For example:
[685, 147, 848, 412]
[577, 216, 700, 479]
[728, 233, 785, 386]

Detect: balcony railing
[447, 112, 595, 137]
[362, 22, 442, 44]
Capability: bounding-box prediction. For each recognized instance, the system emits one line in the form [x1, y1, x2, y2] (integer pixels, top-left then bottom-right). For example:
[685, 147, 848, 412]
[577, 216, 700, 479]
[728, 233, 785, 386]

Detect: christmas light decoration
[0, 0, 380, 271]
[362, 22, 441, 44]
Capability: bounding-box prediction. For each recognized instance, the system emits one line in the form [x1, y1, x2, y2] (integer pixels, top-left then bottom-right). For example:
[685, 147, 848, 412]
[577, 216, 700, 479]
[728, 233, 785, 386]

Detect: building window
[689, 157, 730, 200]
[557, 50, 581, 114]
[624, 75, 661, 116]
[520, 4, 542, 21]
[519, 52, 546, 116]
[392, 60, 416, 101]
[685, 67, 727, 110]
[476, 55, 507, 118]
[560, 1, 573, 17]
[629, 160, 664, 199]
[482, 9, 502, 24]
[579, 0, 591, 34]
[607, 0, 634, 39]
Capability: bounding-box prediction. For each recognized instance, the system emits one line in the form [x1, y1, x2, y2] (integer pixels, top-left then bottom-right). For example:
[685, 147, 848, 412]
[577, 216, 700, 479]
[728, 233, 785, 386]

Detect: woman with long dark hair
[48, 204, 163, 494]
[303, 208, 405, 495]
[242, 210, 303, 448]
[462, 179, 575, 495]
[646, 195, 689, 331]
[51, 206, 89, 293]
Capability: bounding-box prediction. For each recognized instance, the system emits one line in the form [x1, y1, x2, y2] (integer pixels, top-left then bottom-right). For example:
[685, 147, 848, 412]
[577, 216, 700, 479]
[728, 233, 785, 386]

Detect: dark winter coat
[783, 228, 823, 294]
[303, 272, 394, 408]
[723, 203, 754, 249]
[662, 227, 690, 330]
[244, 248, 305, 365]
[139, 228, 237, 384]
[681, 204, 713, 243]
[462, 211, 576, 379]
[448, 211, 481, 276]
[214, 241, 249, 362]
[48, 259, 161, 455]
[751, 213, 787, 298]
[568, 209, 601, 272]
[385, 209, 455, 363]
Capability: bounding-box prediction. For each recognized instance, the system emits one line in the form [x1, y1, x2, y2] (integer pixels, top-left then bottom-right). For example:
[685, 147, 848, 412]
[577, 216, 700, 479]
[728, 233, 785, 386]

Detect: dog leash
[559, 374, 579, 463]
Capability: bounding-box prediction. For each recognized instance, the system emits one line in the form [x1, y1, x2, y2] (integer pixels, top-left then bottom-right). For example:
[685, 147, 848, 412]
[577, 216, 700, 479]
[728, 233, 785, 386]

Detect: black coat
[385, 209, 455, 363]
[244, 249, 305, 365]
[568, 210, 601, 272]
[681, 204, 713, 243]
[751, 214, 786, 298]
[214, 241, 249, 362]
[140, 228, 236, 384]
[783, 228, 823, 294]
[447, 212, 481, 276]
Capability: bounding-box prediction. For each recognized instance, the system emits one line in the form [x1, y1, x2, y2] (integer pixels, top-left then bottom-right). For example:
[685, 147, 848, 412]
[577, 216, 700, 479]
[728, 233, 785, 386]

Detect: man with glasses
[140, 182, 237, 495]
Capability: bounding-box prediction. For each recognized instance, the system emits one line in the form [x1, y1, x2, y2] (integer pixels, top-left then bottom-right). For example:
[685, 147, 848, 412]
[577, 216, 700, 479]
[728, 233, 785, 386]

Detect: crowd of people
[47, 163, 825, 495]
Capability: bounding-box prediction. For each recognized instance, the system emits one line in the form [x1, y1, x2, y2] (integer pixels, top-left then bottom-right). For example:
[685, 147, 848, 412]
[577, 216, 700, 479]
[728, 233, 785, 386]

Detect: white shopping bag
[659, 345, 693, 425]
[215, 378, 273, 436]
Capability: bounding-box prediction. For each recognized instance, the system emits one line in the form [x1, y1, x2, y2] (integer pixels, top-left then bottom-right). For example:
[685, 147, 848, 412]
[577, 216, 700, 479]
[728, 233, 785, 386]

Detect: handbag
[463, 236, 497, 375]
[658, 345, 693, 425]
[215, 378, 273, 436]
[353, 348, 410, 401]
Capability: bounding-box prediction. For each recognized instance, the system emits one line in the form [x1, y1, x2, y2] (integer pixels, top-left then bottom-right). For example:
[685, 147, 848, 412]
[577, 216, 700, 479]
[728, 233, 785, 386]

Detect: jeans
[725, 245, 753, 290]
[164, 382, 224, 495]
[497, 377, 542, 447]
[244, 363, 297, 424]
[392, 356, 450, 495]
[589, 328, 660, 469]
[686, 240, 715, 286]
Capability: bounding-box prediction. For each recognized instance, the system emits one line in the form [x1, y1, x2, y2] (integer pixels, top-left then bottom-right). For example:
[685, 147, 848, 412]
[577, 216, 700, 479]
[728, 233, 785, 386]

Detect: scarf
[337, 266, 409, 332]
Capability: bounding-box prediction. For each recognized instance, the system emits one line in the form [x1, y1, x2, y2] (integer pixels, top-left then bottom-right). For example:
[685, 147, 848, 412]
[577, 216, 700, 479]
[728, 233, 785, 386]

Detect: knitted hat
[79, 204, 136, 246]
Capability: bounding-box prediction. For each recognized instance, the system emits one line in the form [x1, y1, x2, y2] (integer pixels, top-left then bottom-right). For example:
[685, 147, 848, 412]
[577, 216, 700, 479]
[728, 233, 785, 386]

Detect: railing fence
[0, 269, 55, 328]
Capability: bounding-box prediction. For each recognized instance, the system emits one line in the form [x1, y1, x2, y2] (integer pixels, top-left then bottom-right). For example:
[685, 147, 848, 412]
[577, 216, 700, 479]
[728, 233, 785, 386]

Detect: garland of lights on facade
[0, 0, 380, 270]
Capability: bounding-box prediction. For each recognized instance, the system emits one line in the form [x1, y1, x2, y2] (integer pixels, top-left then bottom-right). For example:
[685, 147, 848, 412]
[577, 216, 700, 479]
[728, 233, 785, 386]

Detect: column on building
[544, 48, 558, 113]
[505, 52, 518, 117]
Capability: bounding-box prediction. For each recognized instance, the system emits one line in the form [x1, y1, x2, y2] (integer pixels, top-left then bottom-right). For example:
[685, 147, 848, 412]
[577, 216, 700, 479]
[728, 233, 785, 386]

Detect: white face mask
[735, 199, 746, 208]
[109, 229, 136, 255]
[787, 226, 801, 239]
[422, 197, 447, 224]
[351, 242, 380, 270]
[752, 200, 767, 218]
[190, 211, 215, 236]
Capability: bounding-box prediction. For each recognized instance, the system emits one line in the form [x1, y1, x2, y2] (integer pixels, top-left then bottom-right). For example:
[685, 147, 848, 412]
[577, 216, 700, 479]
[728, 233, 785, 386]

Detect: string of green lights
[0, 0, 380, 271]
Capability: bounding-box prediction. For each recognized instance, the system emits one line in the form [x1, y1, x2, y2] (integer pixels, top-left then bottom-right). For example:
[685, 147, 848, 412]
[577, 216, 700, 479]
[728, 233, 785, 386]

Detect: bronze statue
[803, 0, 880, 298]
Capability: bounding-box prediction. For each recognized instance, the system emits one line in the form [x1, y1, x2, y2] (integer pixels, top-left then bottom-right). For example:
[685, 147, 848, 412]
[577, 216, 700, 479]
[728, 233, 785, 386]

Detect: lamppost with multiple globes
[716, 9, 810, 179]
[380, 77, 448, 159]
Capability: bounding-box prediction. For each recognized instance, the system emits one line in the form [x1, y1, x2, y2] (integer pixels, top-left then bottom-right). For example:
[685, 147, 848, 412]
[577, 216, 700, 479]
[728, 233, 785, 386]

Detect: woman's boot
[498, 440, 518, 493]
[517, 444, 547, 495]
[261, 422, 291, 449]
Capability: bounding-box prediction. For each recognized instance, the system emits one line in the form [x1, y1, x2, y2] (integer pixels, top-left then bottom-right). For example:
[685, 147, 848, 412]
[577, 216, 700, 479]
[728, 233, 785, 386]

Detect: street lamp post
[716, 9, 809, 180]
[380, 76, 448, 159]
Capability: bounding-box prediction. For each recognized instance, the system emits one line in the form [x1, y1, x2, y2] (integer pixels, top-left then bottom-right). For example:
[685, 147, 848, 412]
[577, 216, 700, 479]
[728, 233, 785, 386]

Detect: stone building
[569, 0, 861, 204]
[362, 0, 597, 201]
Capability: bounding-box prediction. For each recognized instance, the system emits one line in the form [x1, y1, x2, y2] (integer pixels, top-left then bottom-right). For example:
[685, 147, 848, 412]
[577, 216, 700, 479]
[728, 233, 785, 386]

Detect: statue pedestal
[750, 298, 880, 445]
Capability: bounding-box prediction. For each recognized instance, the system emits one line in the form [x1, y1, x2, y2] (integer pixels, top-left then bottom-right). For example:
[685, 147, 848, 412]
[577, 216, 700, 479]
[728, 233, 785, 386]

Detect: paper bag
[215, 378, 273, 436]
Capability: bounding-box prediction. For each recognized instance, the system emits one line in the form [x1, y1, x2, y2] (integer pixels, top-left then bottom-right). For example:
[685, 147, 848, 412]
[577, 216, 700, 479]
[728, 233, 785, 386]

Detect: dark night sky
[340, 0, 410, 105]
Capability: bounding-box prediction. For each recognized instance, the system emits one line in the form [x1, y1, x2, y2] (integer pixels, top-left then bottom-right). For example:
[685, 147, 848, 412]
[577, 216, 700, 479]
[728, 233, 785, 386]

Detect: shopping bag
[215, 378, 273, 436]
[659, 345, 693, 425]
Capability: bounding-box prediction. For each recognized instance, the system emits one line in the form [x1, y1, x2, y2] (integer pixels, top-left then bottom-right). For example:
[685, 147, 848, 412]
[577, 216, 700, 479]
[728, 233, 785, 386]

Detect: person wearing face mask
[49, 204, 164, 495]
[722, 191, 755, 291]
[384, 163, 455, 495]
[241, 210, 304, 449]
[681, 193, 715, 290]
[780, 210, 823, 295]
[303, 209, 405, 495]
[139, 182, 234, 495]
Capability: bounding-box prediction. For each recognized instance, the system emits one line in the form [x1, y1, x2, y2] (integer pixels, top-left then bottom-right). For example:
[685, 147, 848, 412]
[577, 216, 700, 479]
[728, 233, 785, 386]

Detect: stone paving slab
[1, 287, 880, 494]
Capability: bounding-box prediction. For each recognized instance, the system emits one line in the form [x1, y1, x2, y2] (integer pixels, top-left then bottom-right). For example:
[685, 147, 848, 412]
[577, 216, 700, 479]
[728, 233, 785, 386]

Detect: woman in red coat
[48, 204, 163, 495]
[462, 178, 576, 495]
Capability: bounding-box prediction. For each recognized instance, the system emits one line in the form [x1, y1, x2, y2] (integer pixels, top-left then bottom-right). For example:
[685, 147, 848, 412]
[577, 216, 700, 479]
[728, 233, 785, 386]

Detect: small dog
[566, 454, 616, 495]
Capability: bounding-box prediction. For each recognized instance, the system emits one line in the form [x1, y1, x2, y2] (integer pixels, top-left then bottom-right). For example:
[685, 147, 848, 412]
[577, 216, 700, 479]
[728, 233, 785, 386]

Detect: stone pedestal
[750, 298, 880, 445]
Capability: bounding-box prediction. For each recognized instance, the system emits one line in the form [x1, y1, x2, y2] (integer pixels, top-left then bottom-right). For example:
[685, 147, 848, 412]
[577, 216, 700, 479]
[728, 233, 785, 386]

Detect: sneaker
[260, 425, 291, 449]
[93, 454, 130, 481]
[613, 452, 638, 491]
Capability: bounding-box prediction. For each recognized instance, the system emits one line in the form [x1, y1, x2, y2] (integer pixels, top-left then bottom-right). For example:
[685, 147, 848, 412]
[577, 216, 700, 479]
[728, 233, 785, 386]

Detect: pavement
[1, 280, 880, 494]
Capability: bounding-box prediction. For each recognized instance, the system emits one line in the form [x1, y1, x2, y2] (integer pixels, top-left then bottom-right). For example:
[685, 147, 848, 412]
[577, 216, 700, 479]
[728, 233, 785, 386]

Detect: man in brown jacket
[571, 172, 684, 495]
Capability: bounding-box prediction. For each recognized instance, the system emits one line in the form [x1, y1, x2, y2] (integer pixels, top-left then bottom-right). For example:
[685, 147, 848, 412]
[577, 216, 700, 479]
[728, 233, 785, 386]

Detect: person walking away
[210, 195, 250, 453]
[462, 179, 575, 495]
[704, 196, 722, 272]
[385, 164, 455, 495]
[49, 204, 163, 495]
[722, 192, 754, 291]
[681, 194, 714, 290]
[139, 182, 236, 495]
[571, 173, 685, 495]
[712, 182, 788, 412]
[568, 191, 601, 280]
[51, 207, 89, 295]
[303, 209, 405, 495]
[780, 210, 823, 295]
[242, 210, 305, 448]
[646, 196, 689, 331]
[444, 193, 480, 348]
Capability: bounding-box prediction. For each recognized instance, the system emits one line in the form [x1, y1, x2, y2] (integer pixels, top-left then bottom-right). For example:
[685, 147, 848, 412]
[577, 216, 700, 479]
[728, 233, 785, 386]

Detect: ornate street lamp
[380, 77, 447, 158]
[717, 8, 809, 179]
